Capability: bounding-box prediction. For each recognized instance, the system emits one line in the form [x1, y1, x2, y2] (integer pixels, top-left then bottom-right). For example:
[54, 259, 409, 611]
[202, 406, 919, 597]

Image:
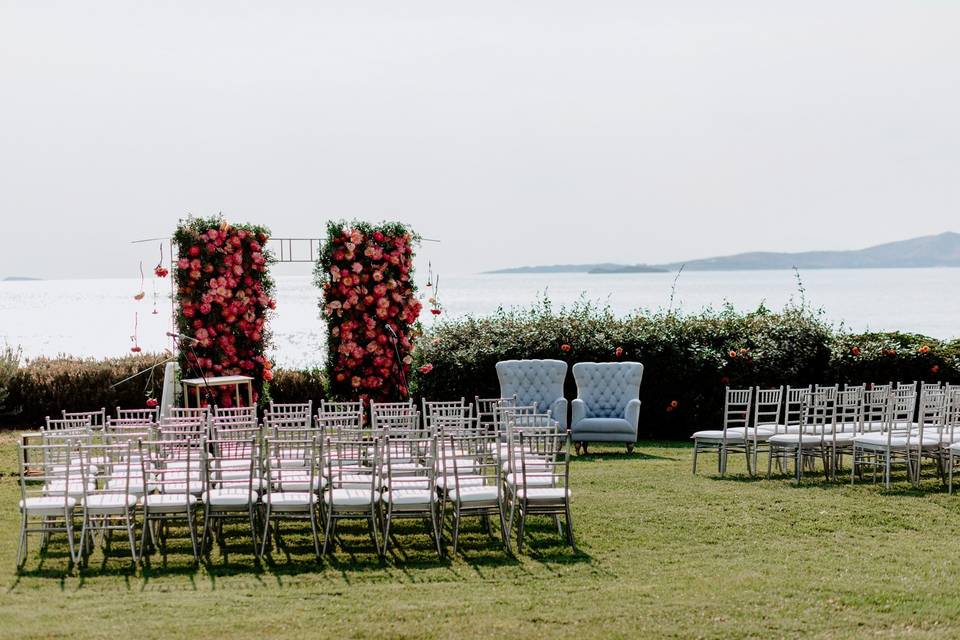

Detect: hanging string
[134, 261, 145, 300]
[130, 312, 141, 352]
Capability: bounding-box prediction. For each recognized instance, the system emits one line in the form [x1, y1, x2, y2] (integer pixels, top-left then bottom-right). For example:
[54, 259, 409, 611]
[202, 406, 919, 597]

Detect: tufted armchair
[571, 362, 644, 453]
[495, 359, 568, 428]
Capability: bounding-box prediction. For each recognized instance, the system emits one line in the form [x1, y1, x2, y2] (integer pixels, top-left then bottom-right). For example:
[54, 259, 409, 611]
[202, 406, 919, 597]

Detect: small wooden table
[181, 375, 255, 408]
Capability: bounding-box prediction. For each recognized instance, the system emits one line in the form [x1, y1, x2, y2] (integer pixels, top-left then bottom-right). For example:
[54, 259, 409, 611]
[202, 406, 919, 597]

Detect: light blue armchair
[571, 362, 644, 453]
[495, 359, 568, 428]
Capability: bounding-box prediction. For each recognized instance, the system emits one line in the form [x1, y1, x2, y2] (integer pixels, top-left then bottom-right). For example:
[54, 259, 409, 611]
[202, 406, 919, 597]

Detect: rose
[560, 344, 572, 352]
[728, 350, 737, 358]
[146, 398, 158, 408]
[931, 365, 941, 374]
[615, 346, 624, 358]
[919, 345, 930, 354]
[850, 346, 861, 357]
[419, 363, 434, 374]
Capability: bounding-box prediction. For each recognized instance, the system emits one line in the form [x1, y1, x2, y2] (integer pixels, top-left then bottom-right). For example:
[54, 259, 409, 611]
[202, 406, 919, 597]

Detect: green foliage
[0, 353, 168, 427]
[413, 299, 956, 438]
[269, 367, 327, 410]
[0, 345, 21, 413]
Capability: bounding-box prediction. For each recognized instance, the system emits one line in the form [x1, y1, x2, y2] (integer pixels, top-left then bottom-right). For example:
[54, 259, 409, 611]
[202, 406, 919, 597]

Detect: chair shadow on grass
[11, 513, 591, 588]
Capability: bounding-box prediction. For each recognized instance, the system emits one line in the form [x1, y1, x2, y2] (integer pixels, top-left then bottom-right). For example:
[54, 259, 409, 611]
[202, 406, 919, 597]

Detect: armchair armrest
[571, 399, 587, 428]
[625, 398, 641, 432]
[549, 397, 569, 429]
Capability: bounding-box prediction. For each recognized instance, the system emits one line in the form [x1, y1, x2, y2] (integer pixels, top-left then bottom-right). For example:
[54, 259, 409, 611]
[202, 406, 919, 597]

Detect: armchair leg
[574, 442, 582, 455]
[626, 443, 635, 454]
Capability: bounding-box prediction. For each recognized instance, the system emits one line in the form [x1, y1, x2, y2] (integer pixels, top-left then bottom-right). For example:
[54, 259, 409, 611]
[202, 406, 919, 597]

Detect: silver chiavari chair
[512, 429, 575, 551]
[260, 436, 322, 558]
[201, 437, 261, 558]
[322, 436, 381, 554]
[138, 438, 202, 561]
[441, 430, 509, 554]
[77, 441, 139, 563]
[379, 434, 441, 558]
[16, 441, 80, 566]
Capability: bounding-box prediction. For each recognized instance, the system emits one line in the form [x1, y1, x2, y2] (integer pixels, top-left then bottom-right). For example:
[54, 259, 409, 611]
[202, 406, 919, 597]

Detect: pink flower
[419, 363, 434, 374]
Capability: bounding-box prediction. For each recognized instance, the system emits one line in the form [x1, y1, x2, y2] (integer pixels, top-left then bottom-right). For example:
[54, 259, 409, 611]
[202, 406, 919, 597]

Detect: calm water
[0, 268, 957, 369]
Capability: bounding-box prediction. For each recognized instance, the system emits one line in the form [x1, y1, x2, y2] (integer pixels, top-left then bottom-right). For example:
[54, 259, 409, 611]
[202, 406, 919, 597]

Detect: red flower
[430, 308, 441, 315]
[419, 363, 434, 374]
[263, 369, 274, 381]
[919, 345, 930, 354]
[720, 376, 730, 385]
[728, 350, 737, 358]
[189, 246, 200, 257]
[850, 346, 861, 357]
[154, 265, 169, 278]
[560, 344, 572, 352]
[931, 365, 941, 374]
[130, 346, 142, 353]
[615, 346, 624, 358]
[670, 400, 679, 408]
[146, 398, 158, 408]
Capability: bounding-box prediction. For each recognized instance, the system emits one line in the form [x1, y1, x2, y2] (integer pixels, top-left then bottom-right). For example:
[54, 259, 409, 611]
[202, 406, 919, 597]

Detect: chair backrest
[116, 407, 160, 423]
[517, 429, 571, 494]
[885, 386, 917, 436]
[321, 400, 363, 416]
[168, 406, 211, 420]
[382, 435, 436, 494]
[475, 396, 515, 427]
[375, 412, 422, 438]
[204, 437, 258, 496]
[945, 385, 960, 443]
[139, 438, 204, 495]
[18, 442, 76, 509]
[572, 362, 644, 419]
[62, 408, 106, 429]
[214, 405, 258, 420]
[753, 386, 783, 430]
[834, 388, 864, 434]
[443, 432, 502, 496]
[782, 386, 810, 430]
[267, 401, 313, 428]
[863, 386, 890, 431]
[914, 388, 947, 444]
[317, 408, 364, 432]
[371, 401, 416, 430]
[495, 359, 568, 414]
[422, 399, 468, 428]
[803, 385, 837, 438]
[80, 442, 133, 501]
[43, 417, 92, 434]
[263, 437, 319, 493]
[324, 437, 378, 506]
[721, 388, 752, 436]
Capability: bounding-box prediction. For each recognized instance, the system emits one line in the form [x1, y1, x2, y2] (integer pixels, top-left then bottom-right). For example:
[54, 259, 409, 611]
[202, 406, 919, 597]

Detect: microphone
[384, 324, 398, 339]
[166, 331, 200, 344]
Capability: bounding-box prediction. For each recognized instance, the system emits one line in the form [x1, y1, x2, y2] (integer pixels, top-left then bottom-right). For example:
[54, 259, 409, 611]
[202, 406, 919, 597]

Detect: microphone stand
[183, 340, 216, 408]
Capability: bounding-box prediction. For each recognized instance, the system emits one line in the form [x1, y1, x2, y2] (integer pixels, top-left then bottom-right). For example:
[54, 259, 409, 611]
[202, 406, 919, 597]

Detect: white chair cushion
[767, 434, 822, 447]
[203, 489, 258, 507]
[516, 487, 571, 501]
[43, 481, 95, 498]
[382, 488, 437, 506]
[437, 475, 485, 490]
[83, 494, 138, 512]
[263, 492, 317, 508]
[20, 496, 76, 516]
[272, 474, 325, 492]
[142, 493, 197, 511]
[691, 430, 745, 441]
[447, 485, 499, 503]
[325, 488, 375, 508]
[505, 473, 556, 487]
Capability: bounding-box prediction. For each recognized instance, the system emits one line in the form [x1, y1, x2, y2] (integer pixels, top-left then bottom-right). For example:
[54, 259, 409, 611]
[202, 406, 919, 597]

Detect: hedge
[2, 301, 957, 437]
[412, 300, 960, 439]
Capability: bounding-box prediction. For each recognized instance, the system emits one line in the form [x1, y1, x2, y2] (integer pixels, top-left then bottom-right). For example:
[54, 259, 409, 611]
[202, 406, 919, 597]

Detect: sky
[1, 1, 958, 279]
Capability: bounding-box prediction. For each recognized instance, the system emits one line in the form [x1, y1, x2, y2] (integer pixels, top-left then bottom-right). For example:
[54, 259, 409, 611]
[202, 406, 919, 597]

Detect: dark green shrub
[1, 354, 168, 427]
[269, 368, 327, 409]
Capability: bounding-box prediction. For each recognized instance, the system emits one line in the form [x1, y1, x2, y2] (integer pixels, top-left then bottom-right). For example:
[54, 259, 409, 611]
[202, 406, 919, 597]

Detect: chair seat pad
[382, 488, 437, 506]
[325, 488, 376, 507]
[263, 492, 317, 508]
[516, 487, 571, 501]
[142, 493, 197, 511]
[203, 489, 258, 507]
[572, 418, 634, 435]
[272, 474, 326, 492]
[691, 430, 745, 441]
[20, 496, 76, 515]
[767, 434, 822, 447]
[329, 473, 380, 489]
[447, 485, 500, 503]
[107, 475, 146, 494]
[854, 434, 939, 449]
[505, 473, 556, 487]
[725, 427, 775, 440]
[437, 475, 485, 490]
[83, 494, 138, 512]
[43, 481, 95, 498]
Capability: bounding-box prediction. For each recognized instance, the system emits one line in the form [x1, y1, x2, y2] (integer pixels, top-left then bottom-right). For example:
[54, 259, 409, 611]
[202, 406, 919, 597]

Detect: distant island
[3, 276, 42, 281]
[485, 232, 960, 273]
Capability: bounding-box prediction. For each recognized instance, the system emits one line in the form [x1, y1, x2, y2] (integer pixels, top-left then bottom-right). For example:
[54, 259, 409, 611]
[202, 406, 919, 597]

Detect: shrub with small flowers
[173, 216, 276, 408]
[315, 220, 421, 403]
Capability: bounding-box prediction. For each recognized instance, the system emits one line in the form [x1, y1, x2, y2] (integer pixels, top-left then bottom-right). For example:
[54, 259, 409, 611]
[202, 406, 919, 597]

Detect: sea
[0, 268, 957, 369]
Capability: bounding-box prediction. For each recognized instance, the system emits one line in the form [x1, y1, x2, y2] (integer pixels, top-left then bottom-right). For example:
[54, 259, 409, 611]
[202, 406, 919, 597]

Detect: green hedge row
[412, 300, 960, 439]
[2, 301, 957, 437]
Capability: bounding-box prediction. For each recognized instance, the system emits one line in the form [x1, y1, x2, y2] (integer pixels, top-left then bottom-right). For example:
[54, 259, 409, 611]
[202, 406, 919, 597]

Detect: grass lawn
[2, 430, 960, 639]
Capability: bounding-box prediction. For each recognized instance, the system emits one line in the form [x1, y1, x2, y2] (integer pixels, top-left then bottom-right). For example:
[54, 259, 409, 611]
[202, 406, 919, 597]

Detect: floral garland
[315, 221, 421, 402]
[173, 216, 276, 407]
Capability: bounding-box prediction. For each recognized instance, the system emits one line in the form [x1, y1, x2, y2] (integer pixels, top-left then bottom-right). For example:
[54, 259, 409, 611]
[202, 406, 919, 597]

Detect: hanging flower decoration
[146, 397, 158, 408]
[316, 221, 421, 403]
[133, 261, 146, 300]
[130, 312, 142, 353]
[427, 272, 443, 315]
[173, 216, 276, 407]
[154, 242, 169, 278]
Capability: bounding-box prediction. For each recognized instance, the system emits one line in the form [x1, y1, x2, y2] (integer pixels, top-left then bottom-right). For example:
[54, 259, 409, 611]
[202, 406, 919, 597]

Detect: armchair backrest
[495, 359, 568, 414]
[572, 362, 644, 418]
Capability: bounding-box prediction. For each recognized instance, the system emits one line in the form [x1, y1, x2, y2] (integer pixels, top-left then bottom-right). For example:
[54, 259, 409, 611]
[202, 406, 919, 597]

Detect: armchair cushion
[496, 359, 568, 428]
[571, 418, 635, 436]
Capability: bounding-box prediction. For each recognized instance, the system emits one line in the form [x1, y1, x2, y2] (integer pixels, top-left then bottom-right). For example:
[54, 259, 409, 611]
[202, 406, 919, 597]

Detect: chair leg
[126, 511, 138, 563]
[565, 502, 577, 551]
[451, 507, 461, 556]
[66, 515, 77, 565]
[692, 443, 699, 475]
[249, 508, 260, 560]
[498, 502, 511, 553]
[516, 502, 527, 551]
[431, 504, 443, 558]
[260, 506, 272, 558]
[950, 450, 955, 494]
[310, 506, 321, 559]
[16, 514, 27, 569]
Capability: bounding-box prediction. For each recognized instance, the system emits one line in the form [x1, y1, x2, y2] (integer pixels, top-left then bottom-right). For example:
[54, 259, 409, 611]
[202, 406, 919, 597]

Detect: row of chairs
[17, 402, 575, 567]
[693, 382, 960, 488]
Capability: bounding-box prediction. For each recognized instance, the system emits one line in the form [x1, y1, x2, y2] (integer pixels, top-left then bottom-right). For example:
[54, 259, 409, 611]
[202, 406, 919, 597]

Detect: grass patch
[2, 435, 960, 639]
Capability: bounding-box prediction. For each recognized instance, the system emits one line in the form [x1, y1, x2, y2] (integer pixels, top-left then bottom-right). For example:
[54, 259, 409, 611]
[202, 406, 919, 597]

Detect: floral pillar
[173, 216, 276, 407]
[316, 221, 420, 402]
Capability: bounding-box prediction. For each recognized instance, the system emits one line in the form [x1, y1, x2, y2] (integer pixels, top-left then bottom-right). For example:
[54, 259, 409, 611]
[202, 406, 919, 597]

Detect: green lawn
[3, 431, 960, 639]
